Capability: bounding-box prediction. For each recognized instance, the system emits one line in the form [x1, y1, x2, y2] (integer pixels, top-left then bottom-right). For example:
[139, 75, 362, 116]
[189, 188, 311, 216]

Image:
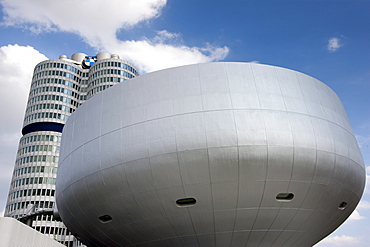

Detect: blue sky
[0, 0, 369, 246]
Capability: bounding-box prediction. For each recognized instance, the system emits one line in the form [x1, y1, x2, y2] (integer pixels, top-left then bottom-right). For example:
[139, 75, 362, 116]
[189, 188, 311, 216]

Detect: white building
[4, 53, 138, 246]
[56, 62, 365, 247]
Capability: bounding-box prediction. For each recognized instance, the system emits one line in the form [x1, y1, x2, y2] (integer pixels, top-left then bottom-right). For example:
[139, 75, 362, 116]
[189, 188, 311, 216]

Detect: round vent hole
[338, 202, 347, 210]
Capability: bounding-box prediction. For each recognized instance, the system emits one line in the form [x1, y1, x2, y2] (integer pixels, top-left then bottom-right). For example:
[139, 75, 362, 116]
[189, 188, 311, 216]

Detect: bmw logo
[82, 56, 97, 69]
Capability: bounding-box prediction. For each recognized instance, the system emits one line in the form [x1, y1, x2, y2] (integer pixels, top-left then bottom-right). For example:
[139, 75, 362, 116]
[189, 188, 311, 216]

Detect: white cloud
[366, 166, 370, 194]
[356, 133, 369, 194]
[357, 200, 370, 210]
[327, 37, 343, 52]
[0, 44, 47, 136]
[153, 30, 182, 44]
[318, 235, 361, 245]
[0, 44, 47, 214]
[1, 0, 229, 73]
[347, 210, 366, 221]
[110, 38, 229, 72]
[356, 134, 370, 149]
[1, 0, 167, 41]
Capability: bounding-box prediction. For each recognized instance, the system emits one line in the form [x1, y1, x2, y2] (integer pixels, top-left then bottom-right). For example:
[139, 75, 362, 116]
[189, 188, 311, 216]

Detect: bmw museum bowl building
[56, 62, 365, 247]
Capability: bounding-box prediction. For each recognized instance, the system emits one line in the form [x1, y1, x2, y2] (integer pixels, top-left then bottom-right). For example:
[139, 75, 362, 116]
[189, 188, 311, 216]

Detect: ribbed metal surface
[57, 62, 365, 247]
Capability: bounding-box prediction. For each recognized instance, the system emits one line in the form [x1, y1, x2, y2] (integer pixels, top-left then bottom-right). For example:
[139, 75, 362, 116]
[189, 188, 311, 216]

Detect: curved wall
[56, 63, 365, 247]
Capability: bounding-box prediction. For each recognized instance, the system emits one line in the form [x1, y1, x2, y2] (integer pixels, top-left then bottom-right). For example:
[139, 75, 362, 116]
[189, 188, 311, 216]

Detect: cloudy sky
[0, 0, 369, 246]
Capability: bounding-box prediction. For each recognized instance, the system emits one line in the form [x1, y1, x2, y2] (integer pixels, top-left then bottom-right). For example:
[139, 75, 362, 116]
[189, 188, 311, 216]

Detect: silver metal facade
[57, 62, 365, 247]
[4, 52, 138, 247]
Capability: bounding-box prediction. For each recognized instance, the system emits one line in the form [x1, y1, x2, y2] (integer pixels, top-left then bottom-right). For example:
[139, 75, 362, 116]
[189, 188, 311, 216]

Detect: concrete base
[0, 217, 64, 247]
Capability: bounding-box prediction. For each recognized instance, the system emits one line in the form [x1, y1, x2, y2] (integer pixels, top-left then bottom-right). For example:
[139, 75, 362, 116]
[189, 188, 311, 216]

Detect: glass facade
[4, 53, 138, 247]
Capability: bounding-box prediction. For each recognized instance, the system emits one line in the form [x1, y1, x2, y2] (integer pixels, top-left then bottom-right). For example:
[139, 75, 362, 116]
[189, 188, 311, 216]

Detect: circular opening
[176, 197, 197, 207]
[99, 214, 112, 223]
[276, 193, 294, 201]
[338, 202, 347, 210]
